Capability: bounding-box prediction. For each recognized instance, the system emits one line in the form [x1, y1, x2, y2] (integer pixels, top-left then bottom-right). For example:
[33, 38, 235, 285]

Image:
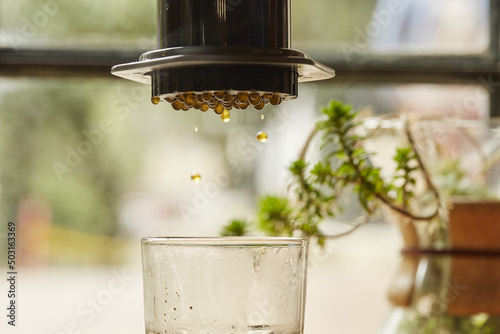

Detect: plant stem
[405, 123, 441, 208]
[320, 216, 369, 240]
[299, 127, 318, 161]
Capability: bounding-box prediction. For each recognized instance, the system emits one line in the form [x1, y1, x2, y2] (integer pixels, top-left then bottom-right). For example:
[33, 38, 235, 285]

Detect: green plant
[222, 100, 440, 244]
[397, 312, 500, 334]
[433, 158, 495, 200]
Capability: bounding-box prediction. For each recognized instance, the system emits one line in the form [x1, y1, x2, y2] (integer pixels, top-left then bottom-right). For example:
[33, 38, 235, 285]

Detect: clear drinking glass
[141, 237, 308, 334]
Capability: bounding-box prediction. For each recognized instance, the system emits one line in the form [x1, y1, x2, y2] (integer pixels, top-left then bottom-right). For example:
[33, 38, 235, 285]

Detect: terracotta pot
[448, 200, 500, 252]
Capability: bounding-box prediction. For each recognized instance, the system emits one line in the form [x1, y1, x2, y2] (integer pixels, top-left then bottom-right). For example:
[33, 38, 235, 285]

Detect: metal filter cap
[111, 0, 335, 113]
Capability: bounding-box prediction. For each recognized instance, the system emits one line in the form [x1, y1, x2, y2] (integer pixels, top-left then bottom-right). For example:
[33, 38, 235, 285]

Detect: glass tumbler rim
[141, 236, 308, 247]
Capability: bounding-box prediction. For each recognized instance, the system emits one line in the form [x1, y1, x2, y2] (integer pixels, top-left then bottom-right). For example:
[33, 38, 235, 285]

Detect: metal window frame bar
[488, 0, 500, 116]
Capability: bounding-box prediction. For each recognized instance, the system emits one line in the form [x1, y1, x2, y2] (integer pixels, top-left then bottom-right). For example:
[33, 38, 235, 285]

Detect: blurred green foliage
[293, 0, 377, 51]
[1, 0, 156, 49]
[0, 78, 146, 263]
[434, 159, 495, 200]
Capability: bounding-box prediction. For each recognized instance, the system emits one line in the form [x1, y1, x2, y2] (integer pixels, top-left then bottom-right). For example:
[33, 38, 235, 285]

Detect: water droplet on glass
[253, 248, 264, 272]
[221, 109, 230, 123]
[151, 96, 160, 105]
[256, 131, 268, 143]
[191, 173, 201, 183]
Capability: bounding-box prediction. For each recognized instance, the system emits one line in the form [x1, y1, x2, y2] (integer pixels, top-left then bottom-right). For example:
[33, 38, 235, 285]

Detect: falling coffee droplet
[221, 109, 230, 123]
[194, 126, 199, 132]
[151, 96, 160, 105]
[260, 114, 265, 120]
[191, 173, 201, 183]
[256, 131, 268, 143]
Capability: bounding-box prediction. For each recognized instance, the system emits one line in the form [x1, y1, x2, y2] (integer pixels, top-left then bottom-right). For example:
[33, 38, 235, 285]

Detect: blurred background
[0, 0, 495, 333]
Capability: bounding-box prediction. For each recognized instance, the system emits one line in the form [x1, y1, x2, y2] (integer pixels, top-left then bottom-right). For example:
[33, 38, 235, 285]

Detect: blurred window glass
[0, 0, 490, 55]
[293, 0, 490, 56]
[0, 0, 156, 50]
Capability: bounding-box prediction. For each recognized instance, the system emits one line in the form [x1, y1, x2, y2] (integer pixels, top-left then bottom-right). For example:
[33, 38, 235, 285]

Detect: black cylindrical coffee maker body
[151, 0, 298, 112]
[157, 0, 291, 49]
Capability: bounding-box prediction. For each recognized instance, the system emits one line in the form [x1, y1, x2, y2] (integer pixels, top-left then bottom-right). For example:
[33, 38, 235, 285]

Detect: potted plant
[221, 100, 500, 333]
[222, 100, 441, 244]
